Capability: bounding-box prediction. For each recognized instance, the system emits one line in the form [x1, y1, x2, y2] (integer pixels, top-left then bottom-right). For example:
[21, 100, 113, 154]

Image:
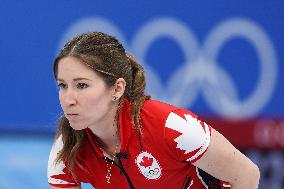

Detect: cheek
[84, 96, 103, 109]
[84, 92, 111, 111]
[58, 92, 65, 107]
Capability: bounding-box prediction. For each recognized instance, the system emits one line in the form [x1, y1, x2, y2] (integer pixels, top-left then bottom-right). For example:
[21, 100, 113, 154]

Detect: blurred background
[0, 0, 283, 188]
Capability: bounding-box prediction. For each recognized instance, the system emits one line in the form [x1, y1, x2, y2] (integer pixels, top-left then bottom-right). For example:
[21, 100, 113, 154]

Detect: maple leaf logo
[139, 156, 153, 168]
[165, 112, 210, 161]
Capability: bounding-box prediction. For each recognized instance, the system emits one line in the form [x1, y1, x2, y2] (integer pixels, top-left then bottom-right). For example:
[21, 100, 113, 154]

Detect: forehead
[57, 57, 99, 79]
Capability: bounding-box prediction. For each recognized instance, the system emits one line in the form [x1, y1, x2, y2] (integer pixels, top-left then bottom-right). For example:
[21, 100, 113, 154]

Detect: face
[56, 56, 115, 130]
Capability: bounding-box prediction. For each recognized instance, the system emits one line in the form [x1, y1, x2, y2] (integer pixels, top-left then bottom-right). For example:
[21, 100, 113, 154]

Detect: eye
[77, 82, 89, 89]
[57, 82, 67, 90]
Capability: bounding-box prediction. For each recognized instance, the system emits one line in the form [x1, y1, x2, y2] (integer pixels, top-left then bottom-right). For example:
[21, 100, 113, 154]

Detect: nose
[60, 88, 77, 107]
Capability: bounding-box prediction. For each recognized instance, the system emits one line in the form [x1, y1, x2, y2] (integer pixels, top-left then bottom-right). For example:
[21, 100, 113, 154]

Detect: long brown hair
[53, 32, 150, 174]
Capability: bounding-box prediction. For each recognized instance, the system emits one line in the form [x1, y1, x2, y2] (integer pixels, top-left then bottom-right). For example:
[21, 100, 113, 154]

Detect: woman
[47, 32, 260, 189]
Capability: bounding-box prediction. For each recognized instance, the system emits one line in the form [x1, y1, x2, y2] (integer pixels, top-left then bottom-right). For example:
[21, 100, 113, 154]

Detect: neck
[88, 105, 120, 152]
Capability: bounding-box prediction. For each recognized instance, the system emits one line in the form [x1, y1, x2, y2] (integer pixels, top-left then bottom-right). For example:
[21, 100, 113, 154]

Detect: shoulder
[139, 100, 176, 129]
[141, 99, 178, 117]
[139, 100, 211, 163]
[141, 99, 197, 121]
[142, 99, 176, 109]
[140, 99, 201, 136]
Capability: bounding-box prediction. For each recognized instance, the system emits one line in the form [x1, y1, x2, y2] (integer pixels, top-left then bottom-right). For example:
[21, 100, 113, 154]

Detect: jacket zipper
[103, 153, 135, 189]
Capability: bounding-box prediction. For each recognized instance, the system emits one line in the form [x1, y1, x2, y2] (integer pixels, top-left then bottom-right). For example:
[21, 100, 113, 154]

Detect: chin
[69, 123, 87, 131]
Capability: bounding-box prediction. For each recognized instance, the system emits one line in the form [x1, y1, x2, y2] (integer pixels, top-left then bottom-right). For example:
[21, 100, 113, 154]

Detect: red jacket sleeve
[164, 108, 211, 163]
[47, 135, 81, 188]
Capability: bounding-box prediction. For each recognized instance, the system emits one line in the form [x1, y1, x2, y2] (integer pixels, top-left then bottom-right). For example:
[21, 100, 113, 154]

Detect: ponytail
[125, 53, 150, 135]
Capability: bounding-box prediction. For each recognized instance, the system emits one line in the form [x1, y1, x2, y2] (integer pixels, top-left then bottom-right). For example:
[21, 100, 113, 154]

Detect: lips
[66, 113, 79, 120]
[67, 113, 78, 116]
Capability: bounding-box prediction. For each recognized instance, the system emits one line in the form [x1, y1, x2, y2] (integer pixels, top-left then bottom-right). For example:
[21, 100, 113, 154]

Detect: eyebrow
[57, 78, 92, 82]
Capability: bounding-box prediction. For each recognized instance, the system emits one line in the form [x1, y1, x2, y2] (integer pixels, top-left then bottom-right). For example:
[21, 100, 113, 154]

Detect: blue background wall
[0, 0, 283, 188]
[0, 0, 283, 132]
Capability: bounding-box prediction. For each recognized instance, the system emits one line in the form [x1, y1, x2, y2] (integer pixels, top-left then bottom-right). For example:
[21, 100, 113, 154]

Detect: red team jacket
[48, 100, 231, 189]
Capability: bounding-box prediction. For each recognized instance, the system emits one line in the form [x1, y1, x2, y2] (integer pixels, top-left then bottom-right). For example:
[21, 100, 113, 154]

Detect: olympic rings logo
[57, 16, 277, 119]
[148, 168, 160, 177]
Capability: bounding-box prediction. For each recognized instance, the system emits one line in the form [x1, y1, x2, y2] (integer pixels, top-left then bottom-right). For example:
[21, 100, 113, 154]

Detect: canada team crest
[135, 151, 162, 180]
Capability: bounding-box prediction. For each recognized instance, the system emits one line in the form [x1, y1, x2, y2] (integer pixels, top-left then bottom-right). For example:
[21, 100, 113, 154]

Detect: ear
[112, 78, 126, 100]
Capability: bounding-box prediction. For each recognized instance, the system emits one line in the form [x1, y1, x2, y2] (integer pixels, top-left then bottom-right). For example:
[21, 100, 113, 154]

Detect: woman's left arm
[193, 128, 260, 189]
